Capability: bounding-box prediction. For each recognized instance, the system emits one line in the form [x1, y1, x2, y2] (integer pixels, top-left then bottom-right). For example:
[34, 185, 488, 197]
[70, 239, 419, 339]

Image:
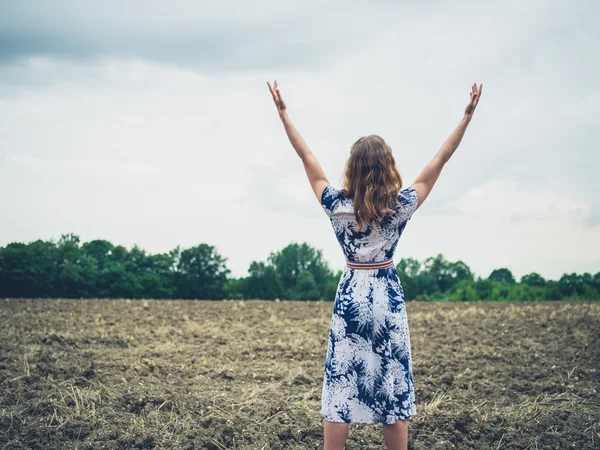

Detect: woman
[267, 80, 482, 450]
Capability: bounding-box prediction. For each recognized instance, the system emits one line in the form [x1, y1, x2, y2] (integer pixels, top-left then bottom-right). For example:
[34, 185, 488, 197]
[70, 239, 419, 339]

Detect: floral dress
[319, 184, 419, 424]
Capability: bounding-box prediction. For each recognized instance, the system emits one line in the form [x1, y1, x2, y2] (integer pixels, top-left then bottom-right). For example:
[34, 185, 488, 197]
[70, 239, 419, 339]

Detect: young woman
[267, 81, 482, 450]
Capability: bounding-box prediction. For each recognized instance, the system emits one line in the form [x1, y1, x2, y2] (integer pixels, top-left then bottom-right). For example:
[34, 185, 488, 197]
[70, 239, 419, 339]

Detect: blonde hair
[341, 135, 403, 231]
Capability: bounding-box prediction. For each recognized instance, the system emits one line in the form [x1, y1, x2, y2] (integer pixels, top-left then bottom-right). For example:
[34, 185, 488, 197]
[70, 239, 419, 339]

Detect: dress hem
[320, 410, 416, 425]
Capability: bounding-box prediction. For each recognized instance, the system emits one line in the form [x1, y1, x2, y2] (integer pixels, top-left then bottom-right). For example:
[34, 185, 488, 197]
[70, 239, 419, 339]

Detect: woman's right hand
[464, 83, 483, 119]
[412, 82, 483, 209]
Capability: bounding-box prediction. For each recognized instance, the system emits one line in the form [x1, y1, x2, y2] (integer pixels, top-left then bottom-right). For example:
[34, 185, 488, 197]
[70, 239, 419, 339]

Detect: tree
[473, 277, 494, 300]
[592, 272, 600, 294]
[55, 233, 83, 297]
[97, 260, 141, 299]
[292, 271, 321, 300]
[0, 243, 35, 297]
[488, 268, 516, 284]
[176, 244, 230, 300]
[507, 283, 529, 301]
[396, 258, 419, 300]
[452, 279, 479, 301]
[557, 273, 583, 298]
[396, 258, 421, 278]
[451, 261, 474, 284]
[224, 277, 245, 300]
[415, 272, 441, 297]
[544, 280, 562, 301]
[324, 280, 339, 302]
[422, 254, 473, 293]
[489, 282, 511, 300]
[137, 251, 177, 299]
[76, 255, 99, 298]
[521, 272, 546, 287]
[398, 270, 417, 300]
[81, 239, 114, 271]
[268, 242, 332, 299]
[582, 284, 600, 300]
[241, 261, 284, 300]
[2, 236, 600, 303]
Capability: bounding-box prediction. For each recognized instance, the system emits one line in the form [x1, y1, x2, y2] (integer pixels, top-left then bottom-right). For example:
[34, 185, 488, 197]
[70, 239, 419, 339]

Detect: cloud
[449, 180, 591, 224]
[0, 0, 599, 280]
[583, 207, 600, 228]
[0, 0, 425, 71]
[409, 180, 599, 280]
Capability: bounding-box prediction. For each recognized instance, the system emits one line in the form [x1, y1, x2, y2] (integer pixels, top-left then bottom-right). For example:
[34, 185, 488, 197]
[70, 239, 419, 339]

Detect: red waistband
[346, 259, 394, 270]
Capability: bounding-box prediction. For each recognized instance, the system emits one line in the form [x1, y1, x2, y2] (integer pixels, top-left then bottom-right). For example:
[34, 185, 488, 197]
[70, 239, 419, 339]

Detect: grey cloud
[0, 0, 423, 71]
[242, 159, 322, 218]
[1, 0, 599, 278]
[583, 207, 600, 227]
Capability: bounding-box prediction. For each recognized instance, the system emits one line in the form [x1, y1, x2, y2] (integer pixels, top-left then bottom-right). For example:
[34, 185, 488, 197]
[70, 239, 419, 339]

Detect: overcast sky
[1, 0, 598, 281]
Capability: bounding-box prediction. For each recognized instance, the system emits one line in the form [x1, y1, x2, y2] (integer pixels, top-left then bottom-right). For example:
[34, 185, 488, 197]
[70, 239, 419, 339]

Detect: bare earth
[0, 299, 599, 449]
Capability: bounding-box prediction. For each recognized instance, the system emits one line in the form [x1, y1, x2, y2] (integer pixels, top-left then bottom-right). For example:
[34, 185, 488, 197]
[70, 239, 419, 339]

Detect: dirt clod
[0, 299, 598, 449]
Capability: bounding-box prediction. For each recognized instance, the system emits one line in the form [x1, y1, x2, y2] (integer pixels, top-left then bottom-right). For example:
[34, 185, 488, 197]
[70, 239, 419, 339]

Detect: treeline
[0, 234, 598, 301]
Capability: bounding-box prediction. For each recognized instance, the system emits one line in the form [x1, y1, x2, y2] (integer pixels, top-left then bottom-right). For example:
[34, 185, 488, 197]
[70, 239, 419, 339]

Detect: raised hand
[464, 83, 483, 119]
[265, 80, 329, 200]
[267, 80, 287, 117]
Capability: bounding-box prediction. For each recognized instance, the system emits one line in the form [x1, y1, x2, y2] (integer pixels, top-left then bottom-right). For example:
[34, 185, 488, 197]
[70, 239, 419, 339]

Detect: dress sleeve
[321, 184, 342, 218]
[399, 186, 419, 220]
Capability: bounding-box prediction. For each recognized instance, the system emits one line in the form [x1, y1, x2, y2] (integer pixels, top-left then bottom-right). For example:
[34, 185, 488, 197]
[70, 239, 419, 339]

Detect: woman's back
[319, 182, 419, 424]
[267, 78, 482, 438]
[321, 184, 419, 263]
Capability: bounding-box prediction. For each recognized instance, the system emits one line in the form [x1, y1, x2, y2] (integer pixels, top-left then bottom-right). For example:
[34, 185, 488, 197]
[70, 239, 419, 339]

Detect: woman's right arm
[412, 83, 483, 208]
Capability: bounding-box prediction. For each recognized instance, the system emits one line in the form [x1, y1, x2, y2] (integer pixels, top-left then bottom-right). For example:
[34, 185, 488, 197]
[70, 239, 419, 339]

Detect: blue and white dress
[319, 184, 419, 424]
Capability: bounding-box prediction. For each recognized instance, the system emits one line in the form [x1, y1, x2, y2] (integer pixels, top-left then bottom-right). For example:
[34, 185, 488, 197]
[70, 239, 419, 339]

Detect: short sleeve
[321, 184, 342, 218]
[398, 186, 419, 220]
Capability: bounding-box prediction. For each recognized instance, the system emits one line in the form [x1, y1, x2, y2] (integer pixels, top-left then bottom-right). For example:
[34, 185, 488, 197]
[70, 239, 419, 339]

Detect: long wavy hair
[340, 135, 403, 231]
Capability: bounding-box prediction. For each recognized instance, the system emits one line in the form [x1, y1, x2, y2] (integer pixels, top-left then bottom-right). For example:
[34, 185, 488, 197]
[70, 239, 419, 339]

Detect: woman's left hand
[464, 82, 483, 119]
[267, 80, 287, 117]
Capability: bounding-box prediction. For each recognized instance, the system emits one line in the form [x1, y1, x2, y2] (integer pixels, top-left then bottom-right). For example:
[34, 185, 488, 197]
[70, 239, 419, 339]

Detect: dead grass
[0, 299, 598, 449]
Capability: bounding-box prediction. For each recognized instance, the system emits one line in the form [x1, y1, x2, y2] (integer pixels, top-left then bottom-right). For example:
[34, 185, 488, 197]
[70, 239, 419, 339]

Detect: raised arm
[267, 81, 329, 201]
[412, 83, 483, 208]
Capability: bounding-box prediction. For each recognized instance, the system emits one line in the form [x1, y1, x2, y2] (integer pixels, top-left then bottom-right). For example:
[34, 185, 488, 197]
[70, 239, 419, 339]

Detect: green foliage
[291, 271, 321, 300]
[224, 278, 245, 300]
[240, 262, 284, 300]
[451, 279, 479, 301]
[176, 244, 230, 300]
[267, 242, 332, 299]
[506, 283, 528, 301]
[399, 254, 474, 299]
[236, 243, 337, 301]
[521, 272, 546, 287]
[544, 280, 562, 301]
[396, 258, 421, 278]
[473, 277, 493, 300]
[489, 268, 516, 284]
[0, 235, 219, 300]
[397, 268, 417, 300]
[324, 280, 339, 302]
[582, 284, 600, 300]
[0, 235, 598, 302]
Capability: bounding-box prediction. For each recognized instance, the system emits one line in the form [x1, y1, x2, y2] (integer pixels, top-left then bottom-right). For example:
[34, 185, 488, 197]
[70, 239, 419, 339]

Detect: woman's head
[341, 135, 403, 230]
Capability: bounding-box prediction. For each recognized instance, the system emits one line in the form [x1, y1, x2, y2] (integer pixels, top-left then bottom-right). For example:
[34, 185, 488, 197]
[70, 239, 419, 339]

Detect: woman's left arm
[267, 81, 329, 201]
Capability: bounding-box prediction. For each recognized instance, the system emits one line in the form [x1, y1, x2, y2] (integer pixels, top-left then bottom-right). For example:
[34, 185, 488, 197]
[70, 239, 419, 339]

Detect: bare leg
[323, 420, 350, 450]
[383, 420, 409, 450]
